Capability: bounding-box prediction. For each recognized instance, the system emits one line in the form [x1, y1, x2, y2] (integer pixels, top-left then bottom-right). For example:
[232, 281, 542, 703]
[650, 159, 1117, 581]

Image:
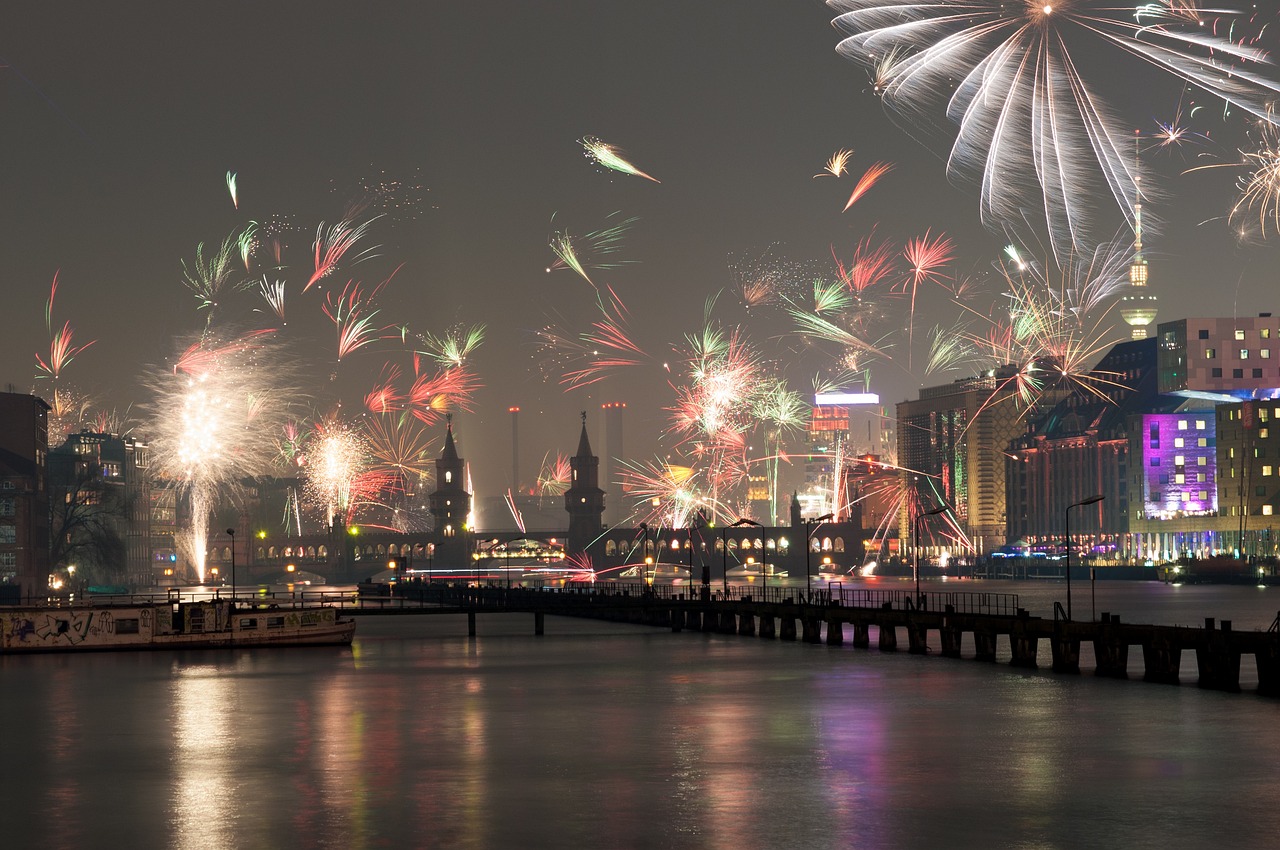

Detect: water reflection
[170, 662, 236, 850]
[5, 605, 1280, 848]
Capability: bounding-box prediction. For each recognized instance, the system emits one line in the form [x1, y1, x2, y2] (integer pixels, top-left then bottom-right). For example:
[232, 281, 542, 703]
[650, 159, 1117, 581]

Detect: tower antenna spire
[1120, 130, 1158, 340]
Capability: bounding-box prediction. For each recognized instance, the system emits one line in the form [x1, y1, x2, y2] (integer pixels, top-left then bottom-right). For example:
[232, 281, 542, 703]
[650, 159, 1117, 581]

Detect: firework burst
[828, 0, 1280, 256]
[146, 330, 299, 581]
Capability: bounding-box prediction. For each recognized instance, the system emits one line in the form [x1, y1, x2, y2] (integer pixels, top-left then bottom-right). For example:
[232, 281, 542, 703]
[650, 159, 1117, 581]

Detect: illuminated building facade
[898, 367, 1050, 554]
[805, 392, 885, 521]
[1215, 401, 1280, 558]
[1157, 315, 1280, 401]
[1006, 340, 1172, 552]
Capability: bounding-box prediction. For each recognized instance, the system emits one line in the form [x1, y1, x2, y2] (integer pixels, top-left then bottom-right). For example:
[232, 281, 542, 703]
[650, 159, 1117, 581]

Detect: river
[3, 578, 1279, 849]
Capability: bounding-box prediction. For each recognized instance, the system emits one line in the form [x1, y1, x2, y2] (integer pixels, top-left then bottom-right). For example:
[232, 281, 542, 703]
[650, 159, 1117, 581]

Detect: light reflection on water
[3, 587, 1280, 849]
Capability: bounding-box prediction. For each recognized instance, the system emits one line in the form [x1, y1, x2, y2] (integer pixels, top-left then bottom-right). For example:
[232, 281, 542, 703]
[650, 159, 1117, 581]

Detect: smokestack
[602, 402, 625, 527]
[508, 406, 520, 493]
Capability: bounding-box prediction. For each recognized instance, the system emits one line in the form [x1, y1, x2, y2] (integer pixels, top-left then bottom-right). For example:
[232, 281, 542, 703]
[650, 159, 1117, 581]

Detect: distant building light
[814, 392, 880, 405]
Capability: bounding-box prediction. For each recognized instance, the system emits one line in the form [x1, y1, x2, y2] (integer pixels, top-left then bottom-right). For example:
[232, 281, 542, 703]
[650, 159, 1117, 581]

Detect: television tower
[1120, 132, 1158, 339]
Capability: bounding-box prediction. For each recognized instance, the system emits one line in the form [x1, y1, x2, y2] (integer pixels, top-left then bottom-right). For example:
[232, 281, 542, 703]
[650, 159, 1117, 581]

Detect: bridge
[203, 529, 569, 585]
[339, 583, 1280, 696]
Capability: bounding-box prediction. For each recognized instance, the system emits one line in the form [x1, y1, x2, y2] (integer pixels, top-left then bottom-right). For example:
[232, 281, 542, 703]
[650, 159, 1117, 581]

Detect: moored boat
[0, 598, 356, 653]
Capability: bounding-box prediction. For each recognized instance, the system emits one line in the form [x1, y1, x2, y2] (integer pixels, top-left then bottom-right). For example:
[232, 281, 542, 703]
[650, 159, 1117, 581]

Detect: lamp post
[721, 518, 761, 595]
[226, 527, 237, 605]
[804, 513, 835, 600]
[638, 523, 650, 585]
[1065, 494, 1105, 621]
[914, 505, 948, 610]
[692, 510, 708, 598]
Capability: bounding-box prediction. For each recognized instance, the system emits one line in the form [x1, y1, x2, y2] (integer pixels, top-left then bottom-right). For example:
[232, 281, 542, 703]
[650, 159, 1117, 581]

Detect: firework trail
[364, 364, 405, 414]
[226, 171, 238, 209]
[842, 161, 893, 211]
[415, 323, 486, 368]
[406, 357, 481, 423]
[35, 272, 95, 381]
[181, 231, 246, 319]
[898, 230, 955, 362]
[322, 276, 395, 363]
[256, 277, 288, 324]
[304, 217, 381, 292]
[505, 489, 527, 534]
[1228, 117, 1280, 239]
[815, 148, 854, 178]
[537, 452, 572, 497]
[146, 330, 299, 581]
[546, 212, 639, 289]
[238, 222, 258, 271]
[560, 286, 648, 389]
[834, 233, 897, 294]
[827, 0, 1280, 257]
[581, 136, 661, 183]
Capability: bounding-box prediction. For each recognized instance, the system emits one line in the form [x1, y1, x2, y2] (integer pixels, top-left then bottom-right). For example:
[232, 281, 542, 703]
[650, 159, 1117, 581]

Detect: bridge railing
[355, 582, 1023, 616]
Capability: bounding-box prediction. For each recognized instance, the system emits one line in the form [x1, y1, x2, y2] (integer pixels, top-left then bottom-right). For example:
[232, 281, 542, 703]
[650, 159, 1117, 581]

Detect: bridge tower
[565, 412, 605, 555]
[429, 415, 472, 567]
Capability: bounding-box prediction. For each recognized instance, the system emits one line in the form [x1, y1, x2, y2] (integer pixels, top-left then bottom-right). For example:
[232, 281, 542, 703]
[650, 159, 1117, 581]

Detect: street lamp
[689, 511, 711, 598]
[226, 527, 237, 605]
[638, 523, 651, 585]
[914, 504, 948, 610]
[721, 518, 761, 595]
[1065, 494, 1105, 620]
[804, 513, 835, 600]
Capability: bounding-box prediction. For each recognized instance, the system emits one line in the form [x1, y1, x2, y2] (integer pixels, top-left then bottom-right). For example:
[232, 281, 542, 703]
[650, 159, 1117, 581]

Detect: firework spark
[815, 148, 854, 178]
[35, 272, 95, 381]
[581, 136, 661, 183]
[226, 171, 238, 209]
[181, 232, 244, 317]
[305, 217, 381, 292]
[537, 452, 572, 497]
[546, 212, 639, 287]
[322, 277, 395, 363]
[842, 161, 893, 211]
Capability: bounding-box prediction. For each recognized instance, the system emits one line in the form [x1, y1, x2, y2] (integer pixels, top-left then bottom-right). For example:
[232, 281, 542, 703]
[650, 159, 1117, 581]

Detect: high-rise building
[899, 367, 1066, 554]
[0, 392, 51, 599]
[1157, 315, 1280, 401]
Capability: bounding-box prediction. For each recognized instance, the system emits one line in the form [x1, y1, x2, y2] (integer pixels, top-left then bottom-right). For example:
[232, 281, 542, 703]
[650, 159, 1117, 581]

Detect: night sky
[2, 2, 1277, 498]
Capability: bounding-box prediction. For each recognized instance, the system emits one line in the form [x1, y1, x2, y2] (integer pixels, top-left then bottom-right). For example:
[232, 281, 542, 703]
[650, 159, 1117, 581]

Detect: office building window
[1255, 369, 1265, 378]
[1234, 369, 1244, 378]
[1212, 368, 1223, 378]
[1236, 329, 1247, 340]
[1199, 329, 1210, 339]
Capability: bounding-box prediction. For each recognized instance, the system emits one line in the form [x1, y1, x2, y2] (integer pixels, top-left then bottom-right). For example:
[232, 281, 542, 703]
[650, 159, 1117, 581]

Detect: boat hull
[0, 600, 356, 654]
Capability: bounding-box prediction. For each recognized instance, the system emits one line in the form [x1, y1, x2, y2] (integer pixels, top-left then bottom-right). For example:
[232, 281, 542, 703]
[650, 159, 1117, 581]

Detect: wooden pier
[373, 583, 1280, 696]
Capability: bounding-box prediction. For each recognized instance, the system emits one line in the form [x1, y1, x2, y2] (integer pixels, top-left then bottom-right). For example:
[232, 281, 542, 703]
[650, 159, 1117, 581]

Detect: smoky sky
[1, 1, 1275, 499]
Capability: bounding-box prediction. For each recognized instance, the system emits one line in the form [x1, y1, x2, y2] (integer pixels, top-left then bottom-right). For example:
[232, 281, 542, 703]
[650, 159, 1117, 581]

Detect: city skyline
[2, 1, 1279, 503]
